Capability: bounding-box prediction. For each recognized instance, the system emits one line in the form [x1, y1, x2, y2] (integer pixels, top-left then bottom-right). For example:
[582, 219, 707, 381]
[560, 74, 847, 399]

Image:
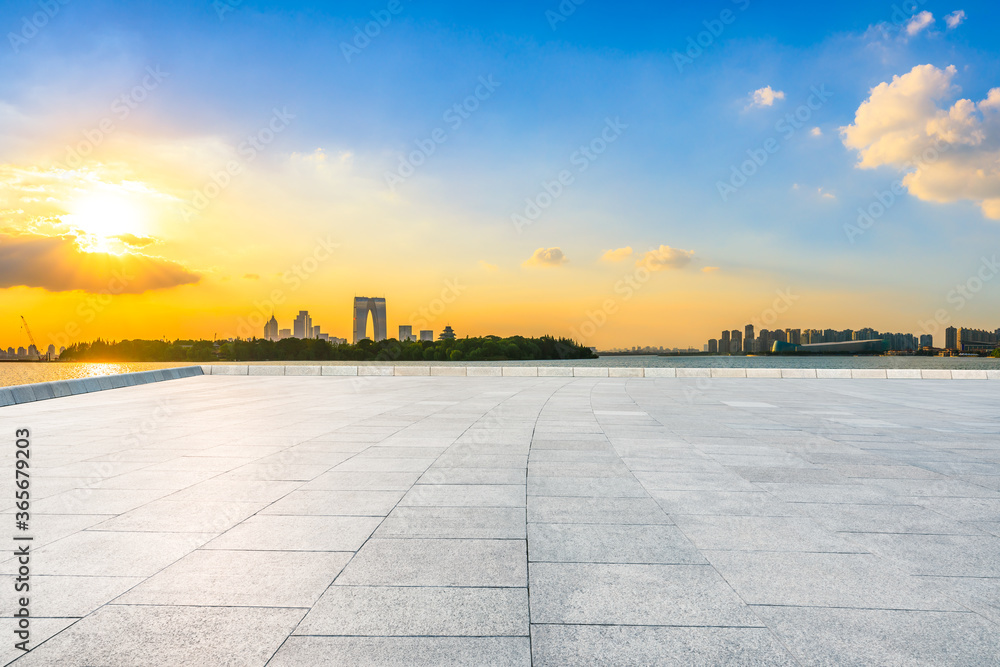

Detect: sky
[1, 0, 999, 350]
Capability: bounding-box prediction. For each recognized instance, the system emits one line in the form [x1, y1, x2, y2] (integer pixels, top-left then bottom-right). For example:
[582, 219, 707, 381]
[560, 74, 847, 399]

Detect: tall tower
[294, 311, 313, 339]
[353, 297, 387, 343]
[744, 324, 754, 353]
[264, 314, 279, 341]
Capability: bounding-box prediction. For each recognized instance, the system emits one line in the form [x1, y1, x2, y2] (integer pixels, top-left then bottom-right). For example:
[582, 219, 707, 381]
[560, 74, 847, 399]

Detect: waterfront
[2, 355, 999, 387]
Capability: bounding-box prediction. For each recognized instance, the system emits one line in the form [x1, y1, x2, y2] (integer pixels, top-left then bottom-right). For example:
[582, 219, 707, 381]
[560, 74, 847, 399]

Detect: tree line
[59, 335, 598, 363]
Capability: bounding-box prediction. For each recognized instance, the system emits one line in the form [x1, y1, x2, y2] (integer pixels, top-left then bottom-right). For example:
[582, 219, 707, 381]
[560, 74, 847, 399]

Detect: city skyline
[707, 323, 1000, 354]
[2, 2, 1000, 349]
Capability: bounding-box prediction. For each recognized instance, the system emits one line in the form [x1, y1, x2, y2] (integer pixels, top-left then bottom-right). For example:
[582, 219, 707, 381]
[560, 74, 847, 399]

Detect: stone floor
[2, 375, 1000, 665]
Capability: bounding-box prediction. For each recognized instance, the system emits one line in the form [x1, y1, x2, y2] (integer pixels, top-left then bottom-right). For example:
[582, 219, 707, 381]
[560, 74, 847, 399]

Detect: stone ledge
[609, 368, 644, 378]
[0, 366, 204, 407]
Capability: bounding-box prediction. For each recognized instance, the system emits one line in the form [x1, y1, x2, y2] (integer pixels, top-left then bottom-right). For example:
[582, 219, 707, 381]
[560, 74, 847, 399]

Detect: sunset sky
[2, 0, 999, 350]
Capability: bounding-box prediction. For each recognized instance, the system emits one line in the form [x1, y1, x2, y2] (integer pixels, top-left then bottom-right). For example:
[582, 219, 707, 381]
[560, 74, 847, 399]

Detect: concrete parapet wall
[0, 366, 204, 407]
[197, 365, 1000, 380]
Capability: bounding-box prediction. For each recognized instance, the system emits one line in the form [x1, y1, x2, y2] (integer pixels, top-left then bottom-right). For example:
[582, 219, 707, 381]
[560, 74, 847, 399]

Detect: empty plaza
[3, 373, 1000, 665]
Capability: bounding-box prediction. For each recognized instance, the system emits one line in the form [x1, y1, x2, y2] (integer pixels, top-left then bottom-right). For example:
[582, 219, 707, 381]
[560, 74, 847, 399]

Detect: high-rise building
[264, 314, 279, 341]
[744, 324, 754, 352]
[420, 330, 434, 342]
[956, 328, 1000, 353]
[786, 329, 801, 345]
[353, 297, 387, 343]
[399, 325, 413, 341]
[47, 344, 56, 357]
[438, 325, 456, 341]
[731, 330, 742, 354]
[919, 334, 933, 348]
[945, 326, 958, 350]
[293, 311, 313, 339]
[855, 327, 878, 341]
[720, 330, 731, 354]
[313, 325, 321, 338]
[708, 339, 718, 354]
[278, 329, 291, 339]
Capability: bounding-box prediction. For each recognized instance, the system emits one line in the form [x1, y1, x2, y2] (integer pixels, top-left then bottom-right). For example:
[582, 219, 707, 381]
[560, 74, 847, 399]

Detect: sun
[63, 189, 150, 253]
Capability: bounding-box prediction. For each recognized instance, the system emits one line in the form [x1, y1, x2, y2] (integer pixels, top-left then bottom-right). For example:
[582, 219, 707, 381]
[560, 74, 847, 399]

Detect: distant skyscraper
[786, 328, 801, 345]
[945, 326, 958, 350]
[744, 324, 754, 352]
[720, 330, 730, 354]
[420, 330, 433, 342]
[278, 329, 291, 339]
[399, 325, 413, 341]
[294, 311, 313, 339]
[264, 314, 279, 341]
[730, 330, 742, 354]
[708, 339, 718, 354]
[439, 325, 456, 341]
[353, 297, 387, 343]
[47, 344, 55, 357]
[313, 325, 321, 338]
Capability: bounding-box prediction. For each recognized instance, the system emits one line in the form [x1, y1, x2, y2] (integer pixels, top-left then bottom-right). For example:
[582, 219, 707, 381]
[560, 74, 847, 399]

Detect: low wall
[0, 366, 204, 407]
[199, 365, 1000, 380]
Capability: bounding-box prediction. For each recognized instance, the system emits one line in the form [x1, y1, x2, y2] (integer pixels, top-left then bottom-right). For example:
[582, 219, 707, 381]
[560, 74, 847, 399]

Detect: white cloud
[701, 266, 719, 274]
[810, 127, 823, 137]
[638, 245, 695, 271]
[905, 11, 934, 36]
[523, 247, 567, 268]
[747, 86, 785, 109]
[818, 187, 836, 200]
[600, 247, 632, 262]
[945, 10, 966, 29]
[841, 64, 1000, 220]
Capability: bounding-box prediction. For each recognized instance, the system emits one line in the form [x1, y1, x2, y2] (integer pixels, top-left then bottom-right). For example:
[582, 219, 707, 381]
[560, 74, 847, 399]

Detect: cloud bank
[0, 234, 201, 293]
[842, 64, 1000, 220]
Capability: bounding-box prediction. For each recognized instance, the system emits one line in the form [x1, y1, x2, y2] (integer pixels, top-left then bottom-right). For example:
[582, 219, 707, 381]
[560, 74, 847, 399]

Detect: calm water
[2, 355, 997, 387]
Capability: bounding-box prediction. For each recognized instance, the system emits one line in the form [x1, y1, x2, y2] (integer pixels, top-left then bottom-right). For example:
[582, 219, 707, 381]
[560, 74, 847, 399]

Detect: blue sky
[1, 0, 998, 347]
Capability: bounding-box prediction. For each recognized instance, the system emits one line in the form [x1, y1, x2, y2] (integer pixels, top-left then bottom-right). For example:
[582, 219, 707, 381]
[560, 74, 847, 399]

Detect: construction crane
[19, 316, 43, 361]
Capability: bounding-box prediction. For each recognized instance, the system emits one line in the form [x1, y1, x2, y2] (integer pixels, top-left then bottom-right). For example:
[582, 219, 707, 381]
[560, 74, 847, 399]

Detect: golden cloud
[0, 233, 200, 293]
[639, 245, 695, 271]
[523, 247, 567, 268]
[600, 246, 633, 262]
